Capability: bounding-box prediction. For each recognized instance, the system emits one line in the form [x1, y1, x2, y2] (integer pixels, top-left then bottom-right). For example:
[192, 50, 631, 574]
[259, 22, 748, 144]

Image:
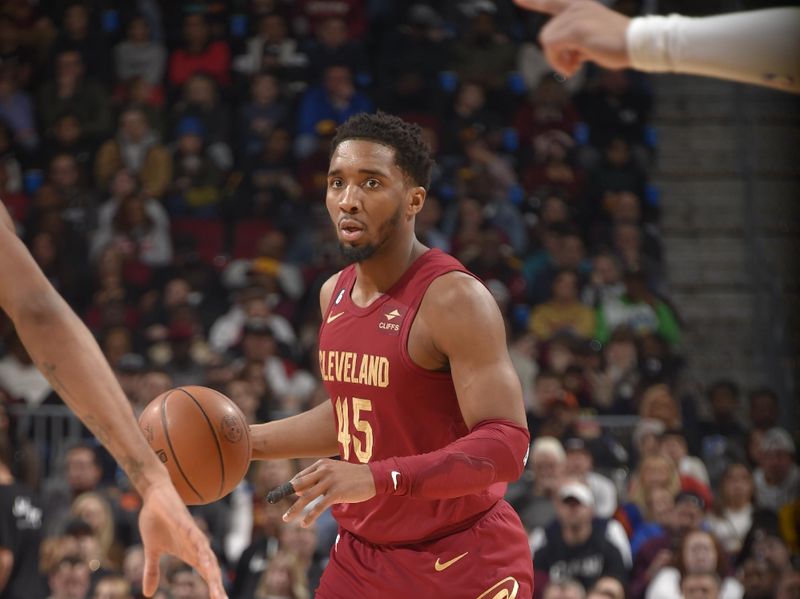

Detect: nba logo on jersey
[378, 307, 403, 336]
[334, 289, 345, 305]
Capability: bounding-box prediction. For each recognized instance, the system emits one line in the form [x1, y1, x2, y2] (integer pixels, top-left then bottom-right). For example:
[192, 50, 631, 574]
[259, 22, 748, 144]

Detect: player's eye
[364, 178, 380, 189]
[329, 178, 343, 189]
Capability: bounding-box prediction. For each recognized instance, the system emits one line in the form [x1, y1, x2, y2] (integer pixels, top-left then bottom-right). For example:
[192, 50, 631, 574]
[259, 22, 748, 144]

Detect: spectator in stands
[278, 520, 323, 592]
[564, 437, 617, 519]
[511, 436, 566, 532]
[167, 13, 230, 89]
[306, 16, 368, 81]
[708, 462, 754, 556]
[660, 428, 710, 487]
[42, 112, 94, 178]
[629, 491, 708, 599]
[630, 487, 675, 557]
[753, 428, 800, 512]
[521, 131, 583, 203]
[575, 69, 651, 150]
[529, 269, 596, 342]
[0, 327, 53, 407]
[253, 550, 310, 599]
[0, 64, 37, 152]
[232, 13, 307, 86]
[121, 545, 144, 597]
[160, 320, 205, 387]
[747, 387, 780, 433]
[171, 73, 232, 171]
[699, 381, 748, 473]
[587, 577, 625, 599]
[638, 384, 682, 430]
[740, 557, 780, 599]
[94, 107, 172, 199]
[581, 252, 625, 308]
[514, 75, 580, 151]
[91, 190, 173, 268]
[527, 227, 591, 305]
[92, 574, 133, 599]
[46, 554, 91, 599]
[114, 14, 166, 87]
[291, 0, 368, 41]
[166, 116, 224, 217]
[531, 480, 630, 596]
[46, 152, 98, 235]
[295, 64, 373, 158]
[586, 139, 647, 211]
[168, 563, 209, 599]
[441, 81, 498, 156]
[587, 327, 639, 414]
[0, 434, 47, 598]
[50, 2, 112, 84]
[70, 491, 123, 571]
[450, 4, 516, 89]
[238, 72, 290, 159]
[645, 529, 743, 599]
[41, 443, 104, 536]
[542, 578, 586, 599]
[38, 49, 112, 143]
[680, 572, 723, 599]
[596, 270, 681, 346]
[621, 454, 681, 538]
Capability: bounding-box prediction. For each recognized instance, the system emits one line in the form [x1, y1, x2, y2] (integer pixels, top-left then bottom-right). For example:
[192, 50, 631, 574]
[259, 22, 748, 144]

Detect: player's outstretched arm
[515, 0, 800, 93]
[0, 204, 227, 599]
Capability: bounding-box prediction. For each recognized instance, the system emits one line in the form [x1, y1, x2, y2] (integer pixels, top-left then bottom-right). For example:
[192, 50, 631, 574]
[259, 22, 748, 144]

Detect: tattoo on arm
[40, 361, 144, 484]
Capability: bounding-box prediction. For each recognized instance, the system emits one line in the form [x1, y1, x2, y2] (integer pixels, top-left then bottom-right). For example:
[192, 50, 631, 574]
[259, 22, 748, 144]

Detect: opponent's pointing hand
[282, 459, 376, 527]
[513, 0, 632, 77]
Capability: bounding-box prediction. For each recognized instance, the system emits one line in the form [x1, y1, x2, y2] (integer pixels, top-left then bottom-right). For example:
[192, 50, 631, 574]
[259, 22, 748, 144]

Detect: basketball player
[514, 0, 800, 93]
[250, 112, 533, 597]
[0, 203, 227, 599]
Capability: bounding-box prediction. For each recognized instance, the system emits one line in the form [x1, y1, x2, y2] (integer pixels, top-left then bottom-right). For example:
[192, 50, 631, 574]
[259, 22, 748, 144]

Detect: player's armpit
[369, 418, 530, 499]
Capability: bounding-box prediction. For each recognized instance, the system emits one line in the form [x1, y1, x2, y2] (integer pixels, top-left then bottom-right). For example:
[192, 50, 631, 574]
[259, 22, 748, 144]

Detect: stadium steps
[651, 74, 799, 404]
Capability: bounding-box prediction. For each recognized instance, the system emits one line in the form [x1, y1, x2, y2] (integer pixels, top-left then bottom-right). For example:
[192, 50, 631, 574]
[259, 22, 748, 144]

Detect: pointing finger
[512, 0, 572, 15]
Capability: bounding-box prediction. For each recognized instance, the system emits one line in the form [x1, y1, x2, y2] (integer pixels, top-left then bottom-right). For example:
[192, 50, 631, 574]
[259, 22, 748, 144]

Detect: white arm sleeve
[626, 8, 800, 93]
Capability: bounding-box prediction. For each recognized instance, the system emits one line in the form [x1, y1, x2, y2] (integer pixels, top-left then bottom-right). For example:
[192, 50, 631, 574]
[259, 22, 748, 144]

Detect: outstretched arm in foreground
[0, 204, 227, 599]
[514, 0, 800, 94]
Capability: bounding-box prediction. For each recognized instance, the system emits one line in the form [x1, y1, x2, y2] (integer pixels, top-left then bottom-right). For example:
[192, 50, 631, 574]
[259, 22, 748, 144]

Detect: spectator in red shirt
[167, 13, 230, 89]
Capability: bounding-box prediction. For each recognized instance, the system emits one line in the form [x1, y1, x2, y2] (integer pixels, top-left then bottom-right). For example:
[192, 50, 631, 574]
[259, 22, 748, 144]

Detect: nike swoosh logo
[391, 470, 400, 490]
[327, 311, 344, 324]
[434, 551, 469, 572]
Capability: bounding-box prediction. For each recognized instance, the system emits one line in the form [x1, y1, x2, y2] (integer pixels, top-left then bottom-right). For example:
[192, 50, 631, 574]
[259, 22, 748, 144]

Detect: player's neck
[352, 235, 427, 303]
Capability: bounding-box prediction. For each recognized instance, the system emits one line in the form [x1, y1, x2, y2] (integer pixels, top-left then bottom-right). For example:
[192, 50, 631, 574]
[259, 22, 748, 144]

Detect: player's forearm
[250, 401, 339, 460]
[12, 291, 170, 495]
[369, 419, 530, 499]
[627, 8, 800, 93]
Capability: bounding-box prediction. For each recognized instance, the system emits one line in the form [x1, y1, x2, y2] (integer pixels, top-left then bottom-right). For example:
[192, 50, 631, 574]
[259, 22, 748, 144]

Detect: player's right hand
[513, 0, 632, 76]
[139, 479, 228, 599]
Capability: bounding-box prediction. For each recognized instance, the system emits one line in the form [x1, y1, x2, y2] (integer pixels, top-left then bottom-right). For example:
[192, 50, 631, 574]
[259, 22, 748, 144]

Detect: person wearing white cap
[531, 479, 630, 591]
[753, 427, 800, 512]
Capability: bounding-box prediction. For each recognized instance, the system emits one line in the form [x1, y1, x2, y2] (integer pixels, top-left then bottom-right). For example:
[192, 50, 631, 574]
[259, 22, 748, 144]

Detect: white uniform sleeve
[626, 8, 800, 93]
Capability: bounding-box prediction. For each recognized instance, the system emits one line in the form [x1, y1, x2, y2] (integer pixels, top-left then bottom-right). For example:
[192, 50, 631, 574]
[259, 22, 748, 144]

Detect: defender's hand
[513, 0, 632, 77]
[282, 459, 376, 527]
[139, 480, 228, 598]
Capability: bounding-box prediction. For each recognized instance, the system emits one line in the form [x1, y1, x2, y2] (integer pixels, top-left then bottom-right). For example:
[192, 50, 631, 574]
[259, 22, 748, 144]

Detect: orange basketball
[138, 386, 251, 505]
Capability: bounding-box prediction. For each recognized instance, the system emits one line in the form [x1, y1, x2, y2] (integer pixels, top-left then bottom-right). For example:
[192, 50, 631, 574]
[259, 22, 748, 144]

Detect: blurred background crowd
[0, 0, 797, 598]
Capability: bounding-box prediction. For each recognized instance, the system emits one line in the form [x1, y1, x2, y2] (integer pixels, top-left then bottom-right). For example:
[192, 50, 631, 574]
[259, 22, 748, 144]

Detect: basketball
[138, 386, 251, 505]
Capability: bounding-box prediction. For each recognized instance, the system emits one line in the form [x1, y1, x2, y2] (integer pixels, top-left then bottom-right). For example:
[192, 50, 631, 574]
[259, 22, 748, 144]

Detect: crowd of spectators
[0, 1, 797, 598]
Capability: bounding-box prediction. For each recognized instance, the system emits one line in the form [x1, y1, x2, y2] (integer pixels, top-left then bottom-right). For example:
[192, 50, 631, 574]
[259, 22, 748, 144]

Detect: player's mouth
[339, 218, 365, 242]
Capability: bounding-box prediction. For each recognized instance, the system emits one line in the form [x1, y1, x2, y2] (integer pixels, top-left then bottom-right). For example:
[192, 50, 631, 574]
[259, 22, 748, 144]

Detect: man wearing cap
[531, 479, 630, 594]
[754, 428, 800, 512]
[564, 436, 618, 518]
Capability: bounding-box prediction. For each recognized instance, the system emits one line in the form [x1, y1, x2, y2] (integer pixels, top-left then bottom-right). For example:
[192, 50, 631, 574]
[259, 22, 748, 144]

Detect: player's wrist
[368, 459, 407, 496]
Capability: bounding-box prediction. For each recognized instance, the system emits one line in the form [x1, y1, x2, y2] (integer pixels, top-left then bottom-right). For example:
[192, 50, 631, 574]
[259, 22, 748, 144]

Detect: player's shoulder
[422, 271, 499, 323]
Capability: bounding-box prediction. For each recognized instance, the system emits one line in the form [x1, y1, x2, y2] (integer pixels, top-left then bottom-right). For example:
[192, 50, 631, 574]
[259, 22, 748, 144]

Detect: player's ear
[407, 186, 426, 217]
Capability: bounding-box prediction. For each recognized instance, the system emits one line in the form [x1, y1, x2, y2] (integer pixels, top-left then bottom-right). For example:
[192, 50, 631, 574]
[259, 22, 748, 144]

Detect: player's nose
[338, 183, 361, 212]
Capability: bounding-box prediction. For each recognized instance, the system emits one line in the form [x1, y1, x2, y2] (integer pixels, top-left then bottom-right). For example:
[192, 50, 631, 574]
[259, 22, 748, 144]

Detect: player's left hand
[282, 458, 376, 527]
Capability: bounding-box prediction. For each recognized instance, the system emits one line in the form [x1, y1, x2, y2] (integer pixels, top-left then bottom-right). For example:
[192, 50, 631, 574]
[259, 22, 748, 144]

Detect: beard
[338, 207, 402, 264]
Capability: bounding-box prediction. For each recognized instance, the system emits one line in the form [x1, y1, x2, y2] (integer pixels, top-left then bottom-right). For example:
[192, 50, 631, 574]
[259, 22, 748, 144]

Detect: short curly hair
[330, 112, 434, 188]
